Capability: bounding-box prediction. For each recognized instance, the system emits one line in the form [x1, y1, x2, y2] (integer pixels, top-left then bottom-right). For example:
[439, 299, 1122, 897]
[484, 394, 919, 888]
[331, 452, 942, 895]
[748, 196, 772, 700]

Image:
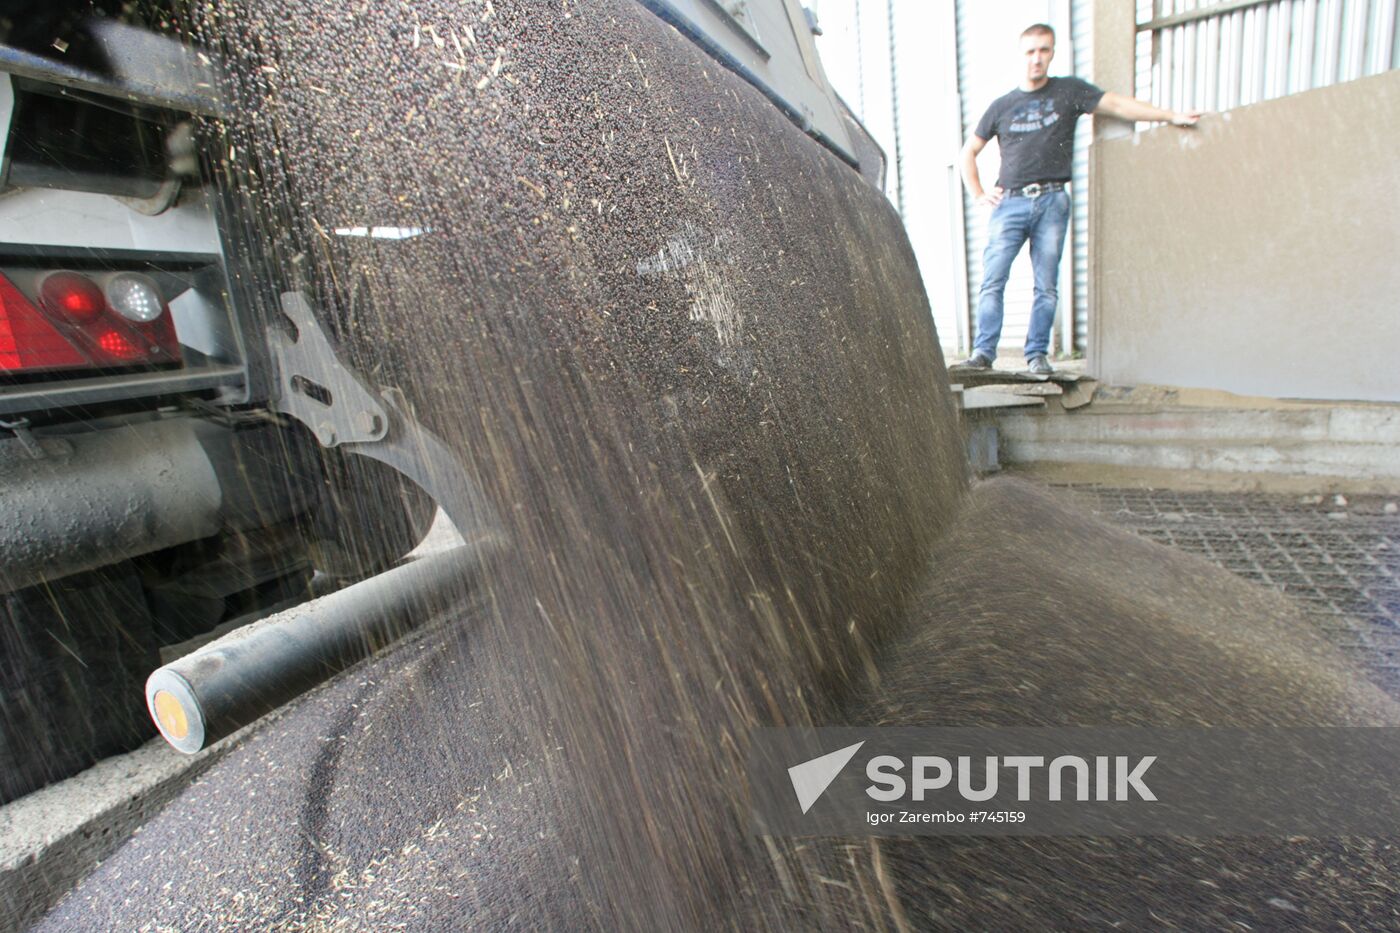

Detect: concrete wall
[1089, 69, 1400, 403]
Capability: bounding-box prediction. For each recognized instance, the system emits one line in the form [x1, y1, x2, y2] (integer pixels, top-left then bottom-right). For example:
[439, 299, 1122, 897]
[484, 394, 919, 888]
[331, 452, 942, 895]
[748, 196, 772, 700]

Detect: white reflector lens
[105, 273, 165, 323]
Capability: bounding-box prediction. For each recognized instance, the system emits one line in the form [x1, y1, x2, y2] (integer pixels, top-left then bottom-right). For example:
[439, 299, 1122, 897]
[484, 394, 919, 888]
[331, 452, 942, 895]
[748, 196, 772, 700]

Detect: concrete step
[970, 384, 1400, 489]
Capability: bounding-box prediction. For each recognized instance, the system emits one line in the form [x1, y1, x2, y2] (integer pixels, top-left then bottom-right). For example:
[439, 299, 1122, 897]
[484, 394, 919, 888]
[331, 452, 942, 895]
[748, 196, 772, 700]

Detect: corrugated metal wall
[1070, 1, 1093, 352]
[954, 1, 986, 353]
[813, 0, 965, 351]
[1136, 0, 1398, 113]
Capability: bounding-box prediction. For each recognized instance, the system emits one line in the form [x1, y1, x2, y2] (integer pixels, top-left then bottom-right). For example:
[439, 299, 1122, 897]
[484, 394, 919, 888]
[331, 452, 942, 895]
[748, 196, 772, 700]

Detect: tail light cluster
[0, 270, 182, 375]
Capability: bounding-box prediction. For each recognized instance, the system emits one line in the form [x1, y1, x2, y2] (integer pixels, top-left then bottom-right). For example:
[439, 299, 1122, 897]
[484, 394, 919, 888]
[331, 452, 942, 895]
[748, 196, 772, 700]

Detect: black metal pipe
[146, 544, 487, 753]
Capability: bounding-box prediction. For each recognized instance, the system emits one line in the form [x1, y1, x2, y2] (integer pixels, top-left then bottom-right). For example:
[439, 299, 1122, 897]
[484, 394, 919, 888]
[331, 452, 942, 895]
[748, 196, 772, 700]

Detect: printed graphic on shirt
[1008, 98, 1061, 134]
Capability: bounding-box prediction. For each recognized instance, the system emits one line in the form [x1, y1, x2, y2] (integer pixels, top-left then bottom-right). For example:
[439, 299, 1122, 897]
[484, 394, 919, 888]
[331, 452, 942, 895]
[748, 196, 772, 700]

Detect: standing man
[957, 23, 1201, 373]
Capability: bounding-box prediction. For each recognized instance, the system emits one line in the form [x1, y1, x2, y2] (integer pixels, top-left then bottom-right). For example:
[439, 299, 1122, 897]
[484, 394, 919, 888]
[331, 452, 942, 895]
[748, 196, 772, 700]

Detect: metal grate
[1134, 0, 1399, 115]
[1068, 486, 1400, 696]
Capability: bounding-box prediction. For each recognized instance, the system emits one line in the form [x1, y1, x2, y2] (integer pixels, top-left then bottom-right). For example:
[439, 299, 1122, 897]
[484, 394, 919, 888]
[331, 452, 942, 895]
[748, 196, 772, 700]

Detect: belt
[1006, 181, 1067, 198]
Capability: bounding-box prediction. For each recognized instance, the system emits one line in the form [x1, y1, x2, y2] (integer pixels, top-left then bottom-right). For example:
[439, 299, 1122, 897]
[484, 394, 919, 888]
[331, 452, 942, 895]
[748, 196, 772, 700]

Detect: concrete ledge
[0, 738, 230, 933]
[986, 384, 1400, 493]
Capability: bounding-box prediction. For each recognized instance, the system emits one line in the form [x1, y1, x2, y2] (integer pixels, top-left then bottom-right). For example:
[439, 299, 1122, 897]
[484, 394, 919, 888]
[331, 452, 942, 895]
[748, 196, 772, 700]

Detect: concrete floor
[1072, 485, 1400, 698]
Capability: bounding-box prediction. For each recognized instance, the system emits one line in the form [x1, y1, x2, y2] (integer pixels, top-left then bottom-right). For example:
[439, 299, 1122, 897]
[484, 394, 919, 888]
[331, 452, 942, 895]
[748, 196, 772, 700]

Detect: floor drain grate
[1062, 486, 1400, 697]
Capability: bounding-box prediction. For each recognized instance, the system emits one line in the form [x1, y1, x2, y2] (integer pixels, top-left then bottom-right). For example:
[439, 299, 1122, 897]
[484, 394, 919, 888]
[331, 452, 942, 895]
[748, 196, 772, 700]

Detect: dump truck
[0, 13, 447, 802]
[0, 0, 886, 799]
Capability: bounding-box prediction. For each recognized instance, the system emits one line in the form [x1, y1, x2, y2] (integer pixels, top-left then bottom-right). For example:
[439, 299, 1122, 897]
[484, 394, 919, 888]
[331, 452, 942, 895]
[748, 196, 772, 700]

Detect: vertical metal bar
[1299, 0, 1318, 92]
[1159, 24, 1172, 108]
[1365, 0, 1385, 74]
[1316, 0, 1331, 84]
[1264, 2, 1277, 98]
[853, 0, 866, 119]
[1185, 15, 1199, 109]
[1181, 20, 1191, 109]
[1323, 0, 1344, 85]
[1198, 13, 1209, 109]
[1260, 2, 1272, 102]
[1148, 22, 1159, 107]
[1393, 0, 1400, 69]
[1258, 3, 1271, 101]
[1248, 6, 1260, 103]
[1217, 10, 1229, 107]
[1136, 0, 1150, 98]
[1253, 4, 1266, 103]
[1242, 8, 1255, 107]
[1137, 0, 1150, 102]
[1251, 4, 1264, 102]
[1278, 0, 1295, 97]
[1338, 0, 1349, 80]
[1153, 27, 1166, 108]
[1221, 10, 1235, 107]
[1137, 26, 1153, 100]
[1338, 0, 1357, 81]
[1312, 0, 1329, 87]
[1289, 0, 1308, 94]
[1376, 0, 1398, 72]
[1182, 18, 1192, 110]
[1346, 0, 1369, 78]
[1360, 0, 1375, 74]
[885, 0, 904, 216]
[1174, 0, 1188, 112]
[1202, 11, 1214, 108]
[1205, 13, 1221, 110]
[1173, 24, 1185, 110]
[1285, 0, 1299, 95]
[1269, 1, 1287, 100]
[1355, 0, 1371, 80]
[1164, 0, 1175, 106]
[1244, 5, 1256, 104]
[1264, 1, 1276, 100]
[1154, 22, 1164, 112]
[949, 0, 971, 353]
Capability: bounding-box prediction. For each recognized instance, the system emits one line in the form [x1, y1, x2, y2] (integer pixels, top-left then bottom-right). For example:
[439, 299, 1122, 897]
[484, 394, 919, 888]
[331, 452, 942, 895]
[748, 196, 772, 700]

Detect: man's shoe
[953, 352, 994, 370]
[1026, 355, 1054, 375]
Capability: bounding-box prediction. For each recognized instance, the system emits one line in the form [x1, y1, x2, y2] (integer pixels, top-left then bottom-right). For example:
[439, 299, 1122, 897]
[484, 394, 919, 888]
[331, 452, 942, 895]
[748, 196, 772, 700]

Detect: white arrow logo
[788, 741, 865, 814]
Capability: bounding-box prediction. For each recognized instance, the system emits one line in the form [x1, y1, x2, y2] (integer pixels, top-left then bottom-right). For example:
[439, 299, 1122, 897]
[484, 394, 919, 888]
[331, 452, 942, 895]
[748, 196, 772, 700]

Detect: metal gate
[1135, 0, 1399, 111]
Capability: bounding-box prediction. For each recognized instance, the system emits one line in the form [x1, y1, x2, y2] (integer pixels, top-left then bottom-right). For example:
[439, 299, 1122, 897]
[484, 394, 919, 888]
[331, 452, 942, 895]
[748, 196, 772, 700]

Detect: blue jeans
[973, 189, 1070, 359]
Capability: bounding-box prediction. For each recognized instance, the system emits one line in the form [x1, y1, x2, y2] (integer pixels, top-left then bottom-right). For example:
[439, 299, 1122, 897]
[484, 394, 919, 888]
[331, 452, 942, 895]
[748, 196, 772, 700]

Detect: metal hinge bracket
[266, 291, 500, 546]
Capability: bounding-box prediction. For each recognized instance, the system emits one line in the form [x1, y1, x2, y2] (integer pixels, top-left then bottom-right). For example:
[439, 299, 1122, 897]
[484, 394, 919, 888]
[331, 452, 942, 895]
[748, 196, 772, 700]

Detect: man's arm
[960, 134, 1003, 207]
[1094, 91, 1202, 126]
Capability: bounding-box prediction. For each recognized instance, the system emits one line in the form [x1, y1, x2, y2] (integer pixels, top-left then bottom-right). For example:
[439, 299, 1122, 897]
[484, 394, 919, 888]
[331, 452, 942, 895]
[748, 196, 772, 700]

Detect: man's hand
[1097, 92, 1207, 128]
[976, 187, 1004, 208]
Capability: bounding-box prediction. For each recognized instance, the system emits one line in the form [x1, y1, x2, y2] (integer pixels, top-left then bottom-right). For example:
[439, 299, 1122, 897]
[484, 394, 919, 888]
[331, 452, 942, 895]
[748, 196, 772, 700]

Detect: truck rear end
[0, 19, 431, 803]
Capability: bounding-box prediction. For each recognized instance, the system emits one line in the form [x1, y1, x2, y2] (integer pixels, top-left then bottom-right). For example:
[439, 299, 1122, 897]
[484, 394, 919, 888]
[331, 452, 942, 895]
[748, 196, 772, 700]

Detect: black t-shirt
[973, 76, 1105, 190]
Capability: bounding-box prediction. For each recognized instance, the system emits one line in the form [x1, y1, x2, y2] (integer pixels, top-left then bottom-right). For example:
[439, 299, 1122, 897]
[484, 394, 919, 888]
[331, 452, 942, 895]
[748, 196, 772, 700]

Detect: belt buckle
[1022, 183, 1043, 199]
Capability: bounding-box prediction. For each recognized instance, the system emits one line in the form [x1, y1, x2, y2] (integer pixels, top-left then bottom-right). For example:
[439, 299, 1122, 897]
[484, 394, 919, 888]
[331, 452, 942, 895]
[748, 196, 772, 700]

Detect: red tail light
[95, 328, 144, 361]
[0, 270, 183, 376]
[39, 272, 106, 323]
[0, 274, 89, 372]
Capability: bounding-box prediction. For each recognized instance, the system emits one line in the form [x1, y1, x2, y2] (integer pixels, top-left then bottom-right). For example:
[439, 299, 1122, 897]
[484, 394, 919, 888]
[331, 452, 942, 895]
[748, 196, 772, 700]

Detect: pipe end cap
[146, 669, 206, 754]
